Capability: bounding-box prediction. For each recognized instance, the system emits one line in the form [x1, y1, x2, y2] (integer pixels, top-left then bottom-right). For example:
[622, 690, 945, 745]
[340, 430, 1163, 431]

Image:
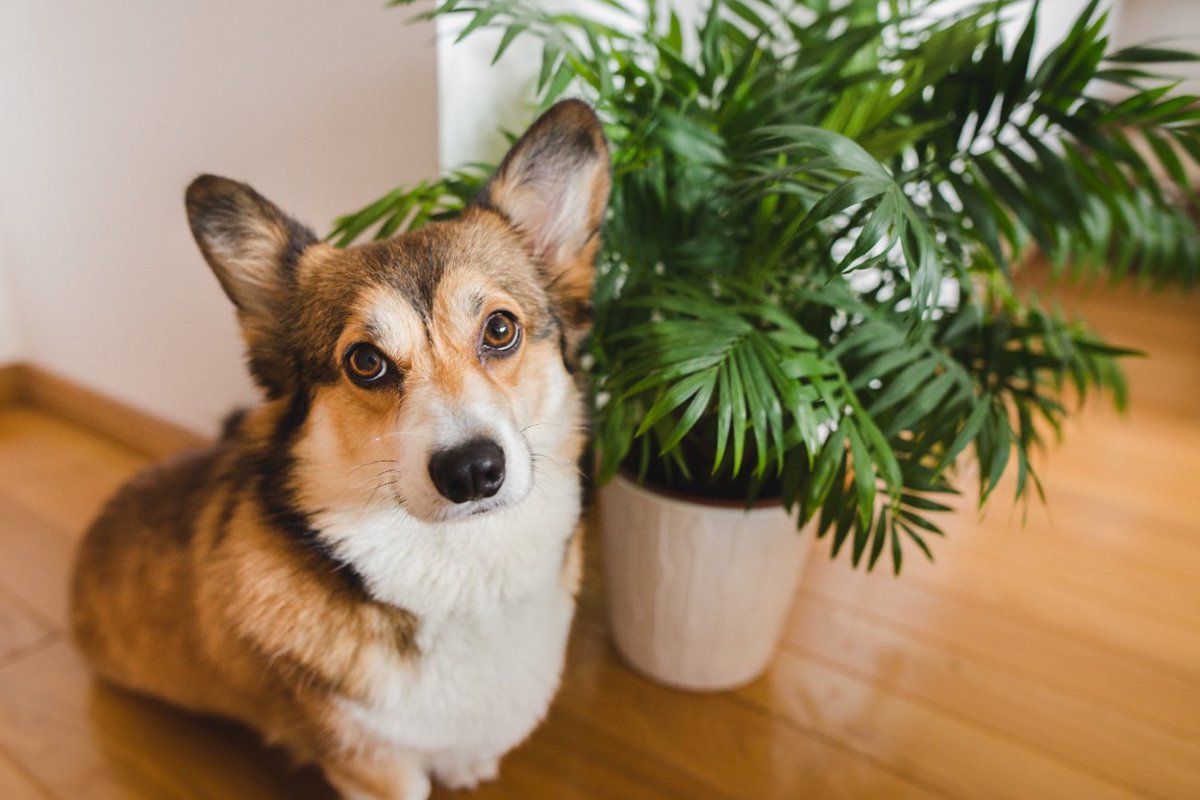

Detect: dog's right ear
[186, 175, 316, 397]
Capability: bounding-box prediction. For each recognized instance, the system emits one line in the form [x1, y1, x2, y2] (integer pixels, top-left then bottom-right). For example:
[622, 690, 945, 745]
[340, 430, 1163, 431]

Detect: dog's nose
[428, 438, 506, 504]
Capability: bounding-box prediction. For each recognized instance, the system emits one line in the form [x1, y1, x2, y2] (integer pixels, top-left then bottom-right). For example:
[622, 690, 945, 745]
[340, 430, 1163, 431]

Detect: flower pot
[597, 474, 814, 691]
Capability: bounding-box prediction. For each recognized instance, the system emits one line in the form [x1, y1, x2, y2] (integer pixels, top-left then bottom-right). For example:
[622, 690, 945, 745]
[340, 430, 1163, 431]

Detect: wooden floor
[0, 279, 1198, 799]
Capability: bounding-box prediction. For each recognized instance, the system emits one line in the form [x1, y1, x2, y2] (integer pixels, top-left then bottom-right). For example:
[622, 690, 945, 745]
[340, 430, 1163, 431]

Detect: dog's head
[186, 101, 610, 524]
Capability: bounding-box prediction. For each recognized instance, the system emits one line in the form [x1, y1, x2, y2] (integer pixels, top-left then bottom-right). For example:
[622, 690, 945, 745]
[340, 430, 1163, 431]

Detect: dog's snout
[429, 438, 506, 504]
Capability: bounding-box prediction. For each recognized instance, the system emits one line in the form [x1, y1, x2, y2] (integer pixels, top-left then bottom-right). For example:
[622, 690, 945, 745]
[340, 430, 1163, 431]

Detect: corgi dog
[69, 100, 610, 799]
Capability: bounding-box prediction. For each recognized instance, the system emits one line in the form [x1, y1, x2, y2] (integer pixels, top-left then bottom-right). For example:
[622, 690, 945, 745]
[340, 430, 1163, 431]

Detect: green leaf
[898, 521, 936, 562]
[538, 45, 562, 92]
[545, 58, 577, 103]
[974, 156, 1052, 254]
[1107, 45, 1200, 64]
[727, 346, 749, 476]
[855, 408, 902, 493]
[838, 189, 899, 271]
[1145, 129, 1191, 194]
[725, 0, 769, 32]
[901, 493, 954, 514]
[804, 430, 845, 521]
[935, 392, 992, 477]
[713, 358, 734, 473]
[492, 23, 529, 64]
[802, 175, 892, 233]
[889, 520, 904, 575]
[888, 371, 960, 436]
[756, 126, 890, 178]
[635, 371, 714, 437]
[982, 404, 1013, 501]
[867, 357, 938, 415]
[733, 344, 772, 477]
[864, 510, 889, 570]
[658, 370, 718, 452]
[999, 0, 1039, 129]
[899, 508, 945, 536]
[846, 423, 876, 531]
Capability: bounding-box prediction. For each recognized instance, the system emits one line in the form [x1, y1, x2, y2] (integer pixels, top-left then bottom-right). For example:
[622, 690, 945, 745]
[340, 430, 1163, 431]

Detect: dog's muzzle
[428, 438, 506, 503]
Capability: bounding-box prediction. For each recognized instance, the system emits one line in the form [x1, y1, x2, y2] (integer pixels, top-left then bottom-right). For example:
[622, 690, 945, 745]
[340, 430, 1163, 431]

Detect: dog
[69, 100, 610, 799]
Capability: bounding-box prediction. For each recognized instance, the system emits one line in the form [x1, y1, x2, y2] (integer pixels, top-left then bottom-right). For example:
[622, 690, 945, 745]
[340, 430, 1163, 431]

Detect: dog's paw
[431, 754, 500, 791]
[399, 770, 433, 800]
[324, 754, 431, 800]
[327, 771, 430, 800]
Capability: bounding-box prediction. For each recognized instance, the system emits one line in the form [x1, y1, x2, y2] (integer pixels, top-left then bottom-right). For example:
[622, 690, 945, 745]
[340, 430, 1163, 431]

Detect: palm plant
[331, 0, 1200, 572]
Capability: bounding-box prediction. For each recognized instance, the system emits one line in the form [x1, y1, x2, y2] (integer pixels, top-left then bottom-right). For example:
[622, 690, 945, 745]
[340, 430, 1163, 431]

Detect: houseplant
[332, 0, 1200, 687]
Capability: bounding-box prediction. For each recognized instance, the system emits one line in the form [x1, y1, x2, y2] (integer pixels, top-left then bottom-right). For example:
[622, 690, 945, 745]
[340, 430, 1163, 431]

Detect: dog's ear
[477, 100, 611, 360]
[186, 175, 316, 397]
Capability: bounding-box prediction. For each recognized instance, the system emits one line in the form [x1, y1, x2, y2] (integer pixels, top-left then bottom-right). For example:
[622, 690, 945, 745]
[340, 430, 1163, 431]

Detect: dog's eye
[481, 311, 521, 353]
[344, 343, 389, 386]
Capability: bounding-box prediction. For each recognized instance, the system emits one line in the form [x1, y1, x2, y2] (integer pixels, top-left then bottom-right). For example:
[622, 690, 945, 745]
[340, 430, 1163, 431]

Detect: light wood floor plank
[737, 649, 1140, 800]
[0, 492, 96, 633]
[934, 500, 1200, 628]
[0, 640, 333, 800]
[560, 623, 945, 799]
[901, 542, 1200, 684]
[795, 564, 1200, 743]
[786, 596, 1200, 798]
[0, 585, 52, 667]
[447, 702, 735, 800]
[0, 407, 147, 537]
[0, 750, 52, 800]
[1011, 478, 1200, 582]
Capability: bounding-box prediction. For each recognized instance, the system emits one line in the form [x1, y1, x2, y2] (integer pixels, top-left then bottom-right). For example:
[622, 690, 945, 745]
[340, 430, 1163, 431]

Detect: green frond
[333, 0, 1199, 572]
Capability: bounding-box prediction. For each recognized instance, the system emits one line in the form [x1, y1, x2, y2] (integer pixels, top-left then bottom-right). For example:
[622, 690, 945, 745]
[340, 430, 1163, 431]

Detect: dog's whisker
[297, 467, 408, 516]
[531, 451, 587, 480]
[358, 479, 402, 517]
[522, 422, 589, 435]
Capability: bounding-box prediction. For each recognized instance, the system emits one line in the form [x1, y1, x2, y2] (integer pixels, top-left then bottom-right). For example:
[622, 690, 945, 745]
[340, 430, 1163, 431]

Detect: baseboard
[0, 362, 208, 458]
[0, 363, 27, 407]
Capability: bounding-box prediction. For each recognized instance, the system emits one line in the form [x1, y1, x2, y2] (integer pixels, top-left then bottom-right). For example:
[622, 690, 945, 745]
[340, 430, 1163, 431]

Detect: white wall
[0, 1, 438, 435]
[0, 231, 25, 365]
[435, 0, 639, 169]
[1112, 0, 1200, 94]
[437, 17, 540, 171]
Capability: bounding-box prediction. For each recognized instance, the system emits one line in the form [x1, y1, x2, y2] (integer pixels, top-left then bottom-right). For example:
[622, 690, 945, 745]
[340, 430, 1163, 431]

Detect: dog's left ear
[477, 100, 611, 360]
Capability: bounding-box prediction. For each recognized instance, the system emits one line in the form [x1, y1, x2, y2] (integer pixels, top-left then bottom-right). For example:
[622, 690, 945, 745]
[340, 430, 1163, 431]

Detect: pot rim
[610, 469, 787, 512]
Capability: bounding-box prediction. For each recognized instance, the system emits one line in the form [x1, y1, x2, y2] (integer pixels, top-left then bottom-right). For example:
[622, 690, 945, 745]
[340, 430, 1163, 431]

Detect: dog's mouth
[444, 496, 513, 522]
[380, 475, 531, 524]
[428, 487, 530, 522]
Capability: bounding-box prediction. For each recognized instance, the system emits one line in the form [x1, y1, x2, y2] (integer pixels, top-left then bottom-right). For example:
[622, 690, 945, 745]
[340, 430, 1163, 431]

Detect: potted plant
[331, 0, 1200, 689]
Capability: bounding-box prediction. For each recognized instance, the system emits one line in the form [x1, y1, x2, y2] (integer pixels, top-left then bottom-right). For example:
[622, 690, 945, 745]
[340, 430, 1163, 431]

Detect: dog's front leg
[322, 749, 430, 800]
[429, 750, 502, 791]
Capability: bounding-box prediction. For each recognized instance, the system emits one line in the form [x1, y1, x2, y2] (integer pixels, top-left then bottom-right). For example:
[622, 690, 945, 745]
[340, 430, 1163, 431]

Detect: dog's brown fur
[70, 100, 610, 798]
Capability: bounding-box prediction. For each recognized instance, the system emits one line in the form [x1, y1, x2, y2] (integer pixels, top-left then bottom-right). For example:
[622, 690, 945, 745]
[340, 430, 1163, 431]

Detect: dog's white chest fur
[348, 566, 574, 758]
[316, 468, 580, 762]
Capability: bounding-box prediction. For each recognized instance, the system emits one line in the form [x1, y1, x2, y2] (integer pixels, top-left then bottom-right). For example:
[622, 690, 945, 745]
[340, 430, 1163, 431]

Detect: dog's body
[70, 101, 610, 799]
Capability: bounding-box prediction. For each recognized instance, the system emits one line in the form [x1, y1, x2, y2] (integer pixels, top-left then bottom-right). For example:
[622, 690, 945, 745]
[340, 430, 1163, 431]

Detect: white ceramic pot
[598, 474, 813, 691]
